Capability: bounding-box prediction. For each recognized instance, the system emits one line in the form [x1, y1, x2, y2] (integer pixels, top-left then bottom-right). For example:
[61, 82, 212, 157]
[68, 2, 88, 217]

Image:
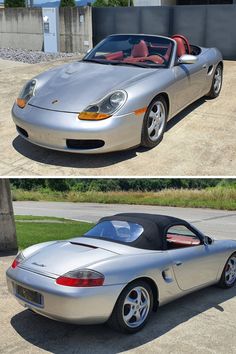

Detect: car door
[166, 224, 218, 291]
[171, 55, 208, 115]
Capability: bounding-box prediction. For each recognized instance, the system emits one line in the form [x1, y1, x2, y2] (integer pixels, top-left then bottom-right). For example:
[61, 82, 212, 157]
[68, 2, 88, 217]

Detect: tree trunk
[0, 179, 18, 251]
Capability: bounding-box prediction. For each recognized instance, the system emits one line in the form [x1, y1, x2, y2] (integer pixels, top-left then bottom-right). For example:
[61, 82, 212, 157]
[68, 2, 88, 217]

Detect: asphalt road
[1, 59, 236, 176]
[1, 202, 235, 353]
[13, 201, 236, 240]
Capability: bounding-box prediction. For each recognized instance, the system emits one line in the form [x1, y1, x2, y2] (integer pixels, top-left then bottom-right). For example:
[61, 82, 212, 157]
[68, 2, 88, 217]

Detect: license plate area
[16, 285, 43, 307]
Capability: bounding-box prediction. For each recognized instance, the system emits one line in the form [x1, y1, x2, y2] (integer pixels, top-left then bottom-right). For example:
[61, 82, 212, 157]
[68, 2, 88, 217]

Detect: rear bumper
[6, 267, 124, 324]
[12, 103, 144, 154]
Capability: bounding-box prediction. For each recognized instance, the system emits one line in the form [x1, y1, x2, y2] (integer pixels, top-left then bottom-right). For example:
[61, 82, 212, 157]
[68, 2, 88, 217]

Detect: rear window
[84, 220, 144, 243]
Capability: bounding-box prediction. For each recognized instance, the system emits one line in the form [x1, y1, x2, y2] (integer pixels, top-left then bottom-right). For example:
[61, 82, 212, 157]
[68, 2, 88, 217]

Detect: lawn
[15, 216, 93, 249]
[12, 186, 236, 210]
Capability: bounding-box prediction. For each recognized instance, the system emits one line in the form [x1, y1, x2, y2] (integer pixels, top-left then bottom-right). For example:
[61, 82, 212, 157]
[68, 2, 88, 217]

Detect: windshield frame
[83, 34, 176, 69]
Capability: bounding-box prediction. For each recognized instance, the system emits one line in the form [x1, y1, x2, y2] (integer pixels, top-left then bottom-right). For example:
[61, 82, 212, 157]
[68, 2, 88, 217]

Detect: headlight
[79, 90, 127, 121]
[16, 79, 37, 109]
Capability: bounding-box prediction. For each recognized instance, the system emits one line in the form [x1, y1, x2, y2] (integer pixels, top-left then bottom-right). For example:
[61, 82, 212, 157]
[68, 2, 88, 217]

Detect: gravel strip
[0, 48, 81, 64]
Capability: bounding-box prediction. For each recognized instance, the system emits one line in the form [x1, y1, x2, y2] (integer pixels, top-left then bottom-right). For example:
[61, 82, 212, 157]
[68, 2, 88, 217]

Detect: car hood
[29, 61, 158, 113]
[20, 240, 119, 277]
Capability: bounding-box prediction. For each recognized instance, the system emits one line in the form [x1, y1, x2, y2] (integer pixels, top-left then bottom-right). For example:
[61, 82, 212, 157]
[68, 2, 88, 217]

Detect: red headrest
[131, 40, 149, 58]
[172, 34, 191, 57]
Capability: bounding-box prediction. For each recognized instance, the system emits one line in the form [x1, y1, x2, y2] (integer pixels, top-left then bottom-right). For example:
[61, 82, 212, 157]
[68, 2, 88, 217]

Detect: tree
[93, 0, 133, 7]
[4, 0, 26, 7]
[60, 0, 76, 7]
[0, 180, 17, 251]
[46, 179, 70, 192]
[11, 179, 46, 190]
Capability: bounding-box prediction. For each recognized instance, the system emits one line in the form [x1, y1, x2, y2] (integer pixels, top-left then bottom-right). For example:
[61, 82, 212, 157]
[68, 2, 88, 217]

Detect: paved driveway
[0, 59, 236, 176]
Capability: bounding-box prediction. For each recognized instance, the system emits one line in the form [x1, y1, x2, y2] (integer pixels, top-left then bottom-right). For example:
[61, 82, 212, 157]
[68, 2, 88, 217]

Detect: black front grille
[66, 139, 105, 150]
[16, 125, 28, 138]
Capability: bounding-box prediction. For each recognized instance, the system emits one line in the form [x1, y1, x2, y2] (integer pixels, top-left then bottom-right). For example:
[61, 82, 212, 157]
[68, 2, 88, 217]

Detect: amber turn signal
[79, 112, 111, 121]
[134, 107, 147, 116]
[16, 98, 27, 109]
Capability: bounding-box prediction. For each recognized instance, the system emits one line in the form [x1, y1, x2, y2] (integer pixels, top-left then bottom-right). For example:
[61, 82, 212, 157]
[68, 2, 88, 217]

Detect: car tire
[107, 280, 153, 334]
[141, 95, 168, 149]
[206, 64, 223, 99]
[218, 253, 236, 289]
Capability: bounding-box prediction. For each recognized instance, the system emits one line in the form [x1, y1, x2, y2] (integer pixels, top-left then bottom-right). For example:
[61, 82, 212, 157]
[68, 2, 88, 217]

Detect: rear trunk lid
[20, 241, 118, 278]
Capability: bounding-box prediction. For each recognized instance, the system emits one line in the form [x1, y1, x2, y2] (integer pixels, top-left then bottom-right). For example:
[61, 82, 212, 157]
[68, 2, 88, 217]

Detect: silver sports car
[6, 213, 236, 333]
[12, 34, 223, 154]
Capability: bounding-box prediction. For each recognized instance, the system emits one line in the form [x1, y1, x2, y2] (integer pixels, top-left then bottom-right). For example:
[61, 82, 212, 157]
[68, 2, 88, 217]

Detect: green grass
[12, 186, 236, 211]
[15, 217, 94, 249]
[15, 215, 75, 222]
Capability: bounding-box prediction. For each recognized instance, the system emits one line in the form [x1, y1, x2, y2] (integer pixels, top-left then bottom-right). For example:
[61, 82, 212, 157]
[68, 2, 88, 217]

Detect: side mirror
[204, 236, 214, 245]
[178, 54, 198, 65]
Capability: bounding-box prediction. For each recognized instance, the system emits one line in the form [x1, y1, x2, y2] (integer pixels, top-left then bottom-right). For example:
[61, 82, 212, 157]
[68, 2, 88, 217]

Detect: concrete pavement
[0, 59, 236, 176]
[13, 201, 236, 240]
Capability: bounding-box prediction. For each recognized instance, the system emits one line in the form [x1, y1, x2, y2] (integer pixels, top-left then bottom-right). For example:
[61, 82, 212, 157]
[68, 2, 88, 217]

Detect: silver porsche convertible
[12, 34, 223, 154]
[6, 213, 236, 333]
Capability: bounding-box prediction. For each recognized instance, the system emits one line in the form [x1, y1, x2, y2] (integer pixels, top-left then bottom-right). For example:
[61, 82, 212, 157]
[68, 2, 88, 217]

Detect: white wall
[134, 0, 161, 6]
[133, 0, 176, 5]
[0, 7, 92, 53]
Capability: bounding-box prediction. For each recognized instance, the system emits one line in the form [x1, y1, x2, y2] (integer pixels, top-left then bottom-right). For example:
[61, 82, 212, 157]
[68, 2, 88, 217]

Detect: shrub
[60, 0, 76, 7]
[93, 0, 133, 7]
[4, 0, 25, 7]
[46, 179, 70, 192]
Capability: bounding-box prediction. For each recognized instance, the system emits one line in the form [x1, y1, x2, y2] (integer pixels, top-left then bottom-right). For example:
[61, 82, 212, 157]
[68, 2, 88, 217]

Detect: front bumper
[12, 103, 144, 154]
[6, 267, 124, 324]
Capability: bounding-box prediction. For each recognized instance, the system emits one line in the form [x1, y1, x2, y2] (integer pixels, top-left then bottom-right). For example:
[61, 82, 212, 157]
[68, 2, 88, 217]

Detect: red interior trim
[167, 234, 200, 247]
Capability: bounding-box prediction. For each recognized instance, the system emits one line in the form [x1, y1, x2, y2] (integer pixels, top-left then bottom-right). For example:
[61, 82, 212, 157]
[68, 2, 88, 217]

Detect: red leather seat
[167, 234, 200, 247]
[106, 51, 124, 61]
[131, 40, 149, 58]
[123, 40, 164, 64]
[172, 34, 191, 57]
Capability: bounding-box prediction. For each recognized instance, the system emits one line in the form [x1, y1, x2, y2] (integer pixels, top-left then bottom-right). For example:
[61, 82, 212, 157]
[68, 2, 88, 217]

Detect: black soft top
[99, 213, 199, 251]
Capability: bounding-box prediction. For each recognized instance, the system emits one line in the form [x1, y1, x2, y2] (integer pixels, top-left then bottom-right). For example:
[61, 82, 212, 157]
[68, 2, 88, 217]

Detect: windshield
[83, 35, 174, 68]
[84, 220, 144, 243]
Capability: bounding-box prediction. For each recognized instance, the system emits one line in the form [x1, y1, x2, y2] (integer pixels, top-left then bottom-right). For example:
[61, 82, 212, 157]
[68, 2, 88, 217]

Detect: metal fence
[92, 4, 236, 60]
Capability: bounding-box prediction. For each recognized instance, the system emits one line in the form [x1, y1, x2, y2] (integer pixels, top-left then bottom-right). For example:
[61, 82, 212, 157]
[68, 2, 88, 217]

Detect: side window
[166, 225, 201, 250]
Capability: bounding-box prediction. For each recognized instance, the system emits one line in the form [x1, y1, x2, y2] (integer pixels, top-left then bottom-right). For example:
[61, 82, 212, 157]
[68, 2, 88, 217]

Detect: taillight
[11, 252, 25, 269]
[56, 269, 104, 287]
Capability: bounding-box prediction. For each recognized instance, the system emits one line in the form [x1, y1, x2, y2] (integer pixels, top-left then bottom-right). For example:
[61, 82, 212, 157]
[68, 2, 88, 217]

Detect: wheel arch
[117, 276, 159, 312]
[218, 61, 223, 70]
[217, 251, 236, 288]
[152, 92, 170, 117]
[137, 276, 159, 311]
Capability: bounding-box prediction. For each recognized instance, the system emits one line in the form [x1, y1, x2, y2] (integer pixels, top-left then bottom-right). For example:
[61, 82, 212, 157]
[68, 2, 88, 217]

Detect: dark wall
[92, 4, 236, 60]
[177, 1, 233, 4]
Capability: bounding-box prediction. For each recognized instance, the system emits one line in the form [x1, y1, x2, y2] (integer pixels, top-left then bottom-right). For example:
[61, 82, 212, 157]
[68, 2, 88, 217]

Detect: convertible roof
[115, 213, 186, 226]
[99, 213, 191, 251]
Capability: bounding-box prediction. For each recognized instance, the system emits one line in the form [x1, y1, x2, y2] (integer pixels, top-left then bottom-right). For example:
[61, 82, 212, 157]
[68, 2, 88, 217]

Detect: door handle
[202, 64, 207, 69]
[175, 261, 182, 266]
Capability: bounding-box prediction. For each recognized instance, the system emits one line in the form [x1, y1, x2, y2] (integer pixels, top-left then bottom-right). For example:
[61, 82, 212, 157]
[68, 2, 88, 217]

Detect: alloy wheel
[122, 286, 150, 328]
[225, 256, 236, 286]
[147, 100, 166, 142]
[213, 66, 222, 94]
